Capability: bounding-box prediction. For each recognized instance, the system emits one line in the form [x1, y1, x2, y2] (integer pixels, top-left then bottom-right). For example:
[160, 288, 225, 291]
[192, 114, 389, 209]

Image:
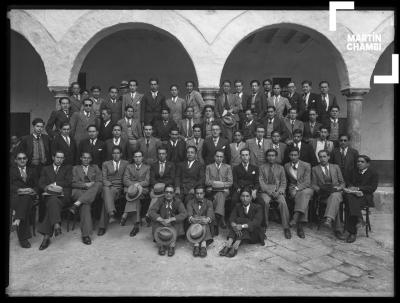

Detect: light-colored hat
[154, 226, 177, 246]
[120, 80, 129, 89]
[212, 180, 225, 192]
[186, 223, 206, 244]
[150, 183, 166, 199]
[43, 184, 63, 196]
[125, 184, 143, 202]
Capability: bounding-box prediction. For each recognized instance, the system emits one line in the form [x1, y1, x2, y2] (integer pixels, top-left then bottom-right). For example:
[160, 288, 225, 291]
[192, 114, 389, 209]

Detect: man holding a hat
[149, 184, 187, 257]
[186, 186, 215, 257]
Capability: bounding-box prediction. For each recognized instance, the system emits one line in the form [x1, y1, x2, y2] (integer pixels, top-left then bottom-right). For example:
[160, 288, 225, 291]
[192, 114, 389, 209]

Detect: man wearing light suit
[311, 150, 345, 239]
[185, 81, 205, 124]
[69, 99, 99, 146]
[245, 124, 271, 167]
[69, 82, 82, 113]
[121, 80, 143, 123]
[118, 105, 142, 152]
[178, 106, 195, 142]
[267, 83, 291, 119]
[284, 146, 314, 239]
[136, 124, 163, 166]
[69, 151, 103, 245]
[309, 126, 334, 162]
[229, 130, 246, 167]
[166, 84, 186, 127]
[268, 131, 287, 165]
[283, 108, 304, 145]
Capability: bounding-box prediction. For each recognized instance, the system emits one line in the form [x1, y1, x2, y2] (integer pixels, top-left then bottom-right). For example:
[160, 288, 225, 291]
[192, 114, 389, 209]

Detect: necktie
[258, 139, 262, 149]
[152, 92, 156, 99]
[20, 168, 27, 182]
[224, 94, 230, 110]
[146, 139, 149, 148]
[55, 165, 59, 175]
[340, 148, 345, 167]
[195, 138, 199, 146]
[324, 140, 328, 150]
[213, 139, 218, 147]
[91, 139, 95, 146]
[64, 111, 69, 118]
[267, 164, 275, 184]
[36, 135, 44, 164]
[188, 161, 193, 169]
[269, 119, 273, 124]
[216, 165, 221, 181]
[163, 120, 167, 126]
[83, 166, 88, 175]
[273, 144, 279, 151]
[115, 162, 119, 173]
[251, 94, 256, 108]
[159, 162, 165, 176]
[188, 119, 193, 137]
[322, 95, 327, 111]
[128, 119, 132, 127]
[64, 136, 70, 146]
[131, 93, 134, 99]
[77, 95, 80, 101]
[291, 120, 295, 132]
[244, 206, 248, 215]
[310, 123, 314, 133]
[295, 142, 299, 149]
[292, 163, 297, 170]
[274, 96, 277, 107]
[236, 142, 240, 149]
[136, 165, 141, 171]
[244, 164, 248, 172]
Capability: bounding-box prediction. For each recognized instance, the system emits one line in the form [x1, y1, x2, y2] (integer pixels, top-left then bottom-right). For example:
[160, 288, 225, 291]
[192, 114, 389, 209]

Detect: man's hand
[236, 224, 243, 231]
[85, 182, 94, 188]
[235, 230, 242, 238]
[188, 188, 194, 194]
[355, 191, 364, 197]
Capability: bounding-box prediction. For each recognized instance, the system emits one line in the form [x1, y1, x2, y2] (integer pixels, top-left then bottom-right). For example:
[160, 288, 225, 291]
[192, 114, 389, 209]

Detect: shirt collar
[90, 138, 97, 144]
[291, 161, 299, 169]
[215, 163, 222, 169]
[113, 137, 121, 143]
[360, 168, 368, 174]
[330, 118, 338, 123]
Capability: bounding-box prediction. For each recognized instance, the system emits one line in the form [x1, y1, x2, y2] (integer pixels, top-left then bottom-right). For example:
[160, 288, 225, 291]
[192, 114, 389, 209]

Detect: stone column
[199, 87, 219, 107]
[341, 88, 369, 151]
[49, 86, 70, 110]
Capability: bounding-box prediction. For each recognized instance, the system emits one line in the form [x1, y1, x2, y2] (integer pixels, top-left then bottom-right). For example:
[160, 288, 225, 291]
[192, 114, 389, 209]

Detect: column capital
[340, 88, 370, 98]
[199, 87, 219, 107]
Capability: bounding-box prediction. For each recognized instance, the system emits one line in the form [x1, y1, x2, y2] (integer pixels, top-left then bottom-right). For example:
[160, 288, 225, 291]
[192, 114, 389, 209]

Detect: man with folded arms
[37, 150, 72, 250]
[149, 184, 187, 257]
[98, 146, 129, 236]
[311, 150, 345, 239]
[69, 151, 102, 245]
[186, 185, 215, 257]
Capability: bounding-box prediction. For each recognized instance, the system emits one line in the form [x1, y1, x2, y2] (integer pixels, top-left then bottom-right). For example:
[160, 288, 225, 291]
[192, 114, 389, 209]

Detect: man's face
[288, 109, 297, 120]
[267, 151, 276, 164]
[233, 132, 242, 143]
[240, 191, 251, 206]
[60, 99, 70, 111]
[211, 125, 220, 138]
[256, 128, 265, 140]
[126, 108, 134, 119]
[245, 110, 253, 121]
[339, 136, 349, 148]
[170, 130, 179, 142]
[293, 133, 302, 143]
[15, 153, 27, 168]
[87, 127, 98, 139]
[289, 151, 299, 163]
[273, 85, 281, 96]
[33, 122, 44, 135]
[144, 126, 153, 137]
[101, 110, 111, 122]
[263, 81, 272, 91]
[193, 128, 201, 138]
[82, 91, 90, 100]
[60, 125, 70, 137]
[204, 108, 213, 118]
[158, 149, 167, 162]
[112, 126, 121, 138]
[234, 82, 243, 93]
[53, 152, 65, 166]
[170, 86, 178, 97]
[287, 83, 296, 93]
[161, 110, 169, 121]
[187, 148, 196, 161]
[240, 151, 250, 164]
[302, 83, 311, 94]
[320, 83, 329, 94]
[185, 107, 194, 119]
[318, 152, 329, 165]
[150, 81, 158, 92]
[186, 82, 194, 92]
[320, 129, 329, 140]
[195, 188, 205, 201]
[222, 82, 231, 94]
[109, 88, 118, 99]
[133, 152, 143, 165]
[72, 84, 80, 95]
[83, 101, 93, 113]
[330, 108, 339, 119]
[251, 82, 259, 93]
[357, 157, 369, 171]
[92, 89, 101, 99]
[129, 82, 137, 93]
[271, 132, 280, 144]
[214, 152, 224, 164]
[11, 136, 18, 145]
[309, 110, 317, 122]
[266, 108, 275, 119]
[112, 149, 122, 162]
[81, 153, 92, 166]
[164, 186, 175, 201]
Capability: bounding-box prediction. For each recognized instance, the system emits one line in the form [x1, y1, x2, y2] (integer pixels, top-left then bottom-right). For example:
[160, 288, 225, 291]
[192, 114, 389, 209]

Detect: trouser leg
[80, 204, 92, 237]
[213, 191, 228, 217]
[294, 188, 313, 223]
[260, 193, 271, 228]
[276, 195, 290, 229]
[38, 197, 62, 235]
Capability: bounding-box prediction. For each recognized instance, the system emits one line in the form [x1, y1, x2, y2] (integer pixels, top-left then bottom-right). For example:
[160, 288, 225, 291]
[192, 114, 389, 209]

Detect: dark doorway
[10, 112, 31, 138]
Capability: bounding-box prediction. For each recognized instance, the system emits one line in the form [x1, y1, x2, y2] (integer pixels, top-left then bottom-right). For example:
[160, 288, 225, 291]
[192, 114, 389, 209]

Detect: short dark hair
[101, 108, 112, 115]
[161, 107, 170, 113]
[318, 149, 330, 157]
[288, 146, 300, 154]
[90, 85, 101, 92]
[292, 129, 303, 136]
[129, 79, 138, 86]
[240, 186, 252, 196]
[240, 147, 250, 154]
[32, 118, 45, 126]
[192, 123, 202, 131]
[289, 107, 297, 113]
[255, 124, 266, 131]
[234, 130, 242, 135]
[157, 146, 167, 153]
[273, 83, 281, 88]
[109, 86, 118, 92]
[234, 79, 243, 85]
[329, 105, 340, 112]
[263, 79, 272, 85]
[112, 124, 122, 131]
[319, 125, 329, 132]
[203, 105, 214, 114]
[15, 151, 27, 159]
[194, 185, 205, 192]
[185, 80, 196, 87]
[221, 80, 231, 86]
[319, 81, 329, 87]
[70, 82, 80, 88]
[111, 145, 122, 153]
[186, 145, 198, 153]
[266, 105, 276, 112]
[58, 96, 70, 104]
[339, 133, 350, 140]
[53, 150, 65, 157]
[170, 127, 179, 133]
[164, 184, 174, 191]
[214, 149, 225, 156]
[185, 106, 194, 113]
[266, 148, 278, 156]
[250, 80, 260, 86]
[60, 122, 71, 129]
[301, 80, 312, 86]
[358, 155, 371, 163]
[271, 130, 281, 136]
[125, 105, 134, 111]
[170, 84, 179, 90]
[149, 78, 159, 84]
[86, 124, 97, 131]
[83, 98, 93, 105]
[133, 150, 143, 157]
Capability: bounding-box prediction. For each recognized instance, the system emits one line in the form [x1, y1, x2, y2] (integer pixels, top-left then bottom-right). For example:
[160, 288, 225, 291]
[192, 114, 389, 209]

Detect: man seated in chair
[37, 150, 72, 250]
[311, 150, 345, 239]
[98, 146, 129, 236]
[219, 187, 264, 258]
[309, 126, 334, 162]
[284, 146, 314, 239]
[342, 155, 378, 243]
[148, 184, 187, 257]
[259, 149, 291, 239]
[10, 152, 39, 248]
[69, 151, 102, 245]
[205, 149, 233, 235]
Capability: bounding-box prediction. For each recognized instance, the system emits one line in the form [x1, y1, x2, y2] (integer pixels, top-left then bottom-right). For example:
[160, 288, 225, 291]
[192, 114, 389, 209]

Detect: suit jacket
[69, 111, 99, 144]
[102, 159, 129, 188]
[148, 197, 187, 222]
[215, 92, 242, 122]
[72, 164, 102, 190]
[330, 147, 359, 185]
[262, 117, 289, 142]
[229, 202, 263, 235]
[241, 120, 257, 141]
[300, 92, 320, 121]
[136, 136, 163, 166]
[245, 138, 271, 167]
[69, 95, 82, 113]
[244, 91, 268, 120]
[259, 163, 287, 195]
[315, 93, 338, 122]
[166, 97, 186, 125]
[267, 95, 291, 119]
[175, 160, 205, 194]
[89, 97, 105, 118]
[153, 119, 178, 142]
[309, 138, 334, 160]
[117, 118, 142, 142]
[100, 99, 123, 124]
[284, 160, 312, 191]
[347, 168, 379, 207]
[150, 161, 176, 187]
[186, 198, 215, 222]
[303, 121, 322, 141]
[140, 91, 167, 125]
[185, 90, 205, 123]
[200, 118, 224, 139]
[284, 141, 318, 167]
[186, 138, 205, 164]
[232, 163, 259, 191]
[45, 109, 71, 139]
[283, 118, 304, 140]
[205, 163, 233, 190]
[78, 138, 105, 168]
[123, 163, 150, 190]
[322, 118, 347, 141]
[178, 118, 195, 141]
[267, 142, 287, 164]
[39, 164, 72, 203]
[229, 141, 246, 167]
[164, 140, 186, 164]
[236, 92, 251, 113]
[286, 91, 306, 119]
[121, 92, 143, 122]
[17, 134, 52, 166]
[98, 120, 114, 142]
[10, 165, 39, 195]
[202, 136, 231, 165]
[104, 138, 132, 161]
[50, 134, 77, 166]
[311, 163, 345, 193]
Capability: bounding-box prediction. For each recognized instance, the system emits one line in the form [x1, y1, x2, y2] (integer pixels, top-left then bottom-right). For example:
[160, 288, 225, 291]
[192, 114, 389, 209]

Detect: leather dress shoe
[226, 247, 238, 258]
[97, 228, 106, 236]
[193, 246, 200, 257]
[108, 215, 117, 224]
[334, 230, 346, 240]
[158, 246, 166, 256]
[69, 204, 79, 215]
[120, 216, 127, 226]
[54, 226, 62, 237]
[82, 236, 92, 245]
[39, 238, 50, 250]
[129, 225, 139, 237]
[322, 218, 333, 229]
[167, 246, 175, 257]
[346, 233, 357, 243]
[199, 247, 207, 258]
[284, 228, 292, 239]
[297, 225, 305, 239]
[219, 246, 230, 256]
[19, 240, 31, 248]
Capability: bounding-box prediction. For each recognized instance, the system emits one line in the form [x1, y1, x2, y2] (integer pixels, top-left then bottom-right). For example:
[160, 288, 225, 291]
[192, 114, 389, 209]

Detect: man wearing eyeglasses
[70, 98, 99, 146]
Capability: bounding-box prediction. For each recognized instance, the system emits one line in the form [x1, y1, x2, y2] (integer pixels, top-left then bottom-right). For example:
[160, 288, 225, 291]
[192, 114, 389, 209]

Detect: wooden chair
[343, 200, 372, 237]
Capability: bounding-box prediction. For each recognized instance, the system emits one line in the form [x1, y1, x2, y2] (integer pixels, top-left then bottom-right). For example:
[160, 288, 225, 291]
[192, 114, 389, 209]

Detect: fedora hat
[43, 184, 63, 196]
[119, 80, 129, 89]
[125, 184, 143, 202]
[150, 183, 166, 199]
[222, 115, 236, 128]
[211, 180, 225, 192]
[154, 226, 177, 246]
[186, 223, 206, 244]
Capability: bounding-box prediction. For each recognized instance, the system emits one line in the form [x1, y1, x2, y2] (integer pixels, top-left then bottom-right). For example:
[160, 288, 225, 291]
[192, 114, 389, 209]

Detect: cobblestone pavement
[7, 211, 393, 296]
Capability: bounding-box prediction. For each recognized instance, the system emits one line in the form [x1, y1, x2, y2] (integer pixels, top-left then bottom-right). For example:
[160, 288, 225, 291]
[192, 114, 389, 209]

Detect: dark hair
[263, 79, 272, 85]
[90, 86, 101, 92]
[157, 146, 167, 153]
[185, 106, 194, 113]
[111, 145, 122, 153]
[273, 83, 281, 88]
[234, 79, 243, 85]
[309, 108, 318, 115]
[101, 108, 112, 115]
[108, 86, 118, 92]
[185, 80, 196, 87]
[112, 124, 122, 131]
[271, 130, 281, 136]
[169, 84, 179, 90]
[240, 186, 252, 196]
[192, 123, 202, 131]
[32, 118, 45, 126]
[164, 184, 174, 191]
[250, 80, 260, 86]
[214, 149, 225, 156]
[129, 79, 138, 86]
[194, 185, 205, 192]
[203, 105, 214, 114]
[15, 151, 27, 159]
[70, 82, 80, 88]
[211, 122, 221, 129]
[149, 78, 159, 84]
[170, 127, 179, 133]
[329, 105, 340, 112]
[125, 105, 134, 111]
[339, 133, 350, 140]
[266, 105, 276, 112]
[255, 124, 266, 131]
[317, 149, 330, 157]
[58, 96, 70, 104]
[240, 147, 250, 154]
[83, 98, 93, 105]
[53, 150, 65, 157]
[266, 148, 278, 156]
[221, 80, 231, 86]
[86, 124, 98, 131]
[186, 145, 198, 153]
[358, 155, 371, 163]
[288, 107, 297, 113]
[234, 130, 242, 135]
[292, 129, 303, 136]
[60, 122, 71, 129]
[319, 81, 329, 87]
[143, 123, 153, 128]
[133, 150, 143, 157]
[161, 107, 170, 113]
[288, 146, 300, 154]
[301, 80, 312, 86]
[319, 125, 329, 132]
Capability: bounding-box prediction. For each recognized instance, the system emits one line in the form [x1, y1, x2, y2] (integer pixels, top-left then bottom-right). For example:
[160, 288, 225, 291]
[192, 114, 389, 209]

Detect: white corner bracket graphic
[374, 54, 399, 84]
[329, 1, 355, 31]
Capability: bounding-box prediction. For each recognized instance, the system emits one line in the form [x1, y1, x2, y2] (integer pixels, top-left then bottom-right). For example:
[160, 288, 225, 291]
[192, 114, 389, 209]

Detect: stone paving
[7, 211, 393, 296]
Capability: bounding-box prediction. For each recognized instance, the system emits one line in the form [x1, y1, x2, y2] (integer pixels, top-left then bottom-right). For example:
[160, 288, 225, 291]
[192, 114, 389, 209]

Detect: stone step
[373, 187, 393, 213]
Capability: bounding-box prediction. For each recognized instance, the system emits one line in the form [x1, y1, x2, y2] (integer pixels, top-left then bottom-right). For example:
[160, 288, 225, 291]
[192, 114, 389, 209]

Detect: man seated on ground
[186, 185, 215, 258]
[259, 149, 291, 239]
[69, 151, 102, 245]
[284, 146, 314, 239]
[219, 187, 264, 258]
[311, 150, 345, 239]
[342, 155, 378, 243]
[205, 149, 233, 235]
[123, 150, 151, 235]
[309, 126, 334, 162]
[149, 184, 187, 257]
[98, 146, 129, 236]
[37, 151, 72, 250]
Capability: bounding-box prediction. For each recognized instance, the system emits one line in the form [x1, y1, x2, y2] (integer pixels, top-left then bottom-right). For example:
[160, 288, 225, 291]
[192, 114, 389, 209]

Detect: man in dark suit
[284, 129, 318, 167]
[200, 105, 223, 139]
[234, 80, 251, 129]
[268, 130, 287, 165]
[17, 118, 52, 176]
[164, 128, 186, 165]
[324, 105, 347, 147]
[98, 108, 114, 142]
[121, 79, 143, 123]
[202, 123, 231, 165]
[175, 145, 205, 204]
[77, 125, 105, 168]
[150, 146, 176, 187]
[99, 86, 123, 124]
[241, 109, 257, 141]
[262, 106, 289, 142]
[245, 80, 268, 122]
[37, 150, 72, 250]
[262, 79, 273, 99]
[300, 80, 320, 122]
[10, 152, 39, 248]
[330, 134, 359, 185]
[342, 155, 378, 243]
[303, 109, 322, 143]
[285, 82, 306, 119]
[50, 122, 77, 166]
[46, 97, 72, 140]
[140, 78, 167, 127]
[153, 107, 178, 143]
[316, 81, 339, 123]
[69, 82, 82, 113]
[103, 124, 132, 161]
[70, 98, 99, 146]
